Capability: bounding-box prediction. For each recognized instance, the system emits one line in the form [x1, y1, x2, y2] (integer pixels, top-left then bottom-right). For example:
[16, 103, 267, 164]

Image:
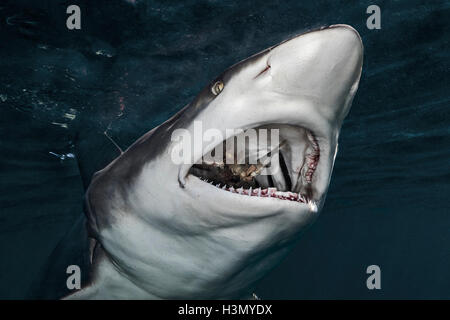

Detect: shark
[66, 24, 363, 299]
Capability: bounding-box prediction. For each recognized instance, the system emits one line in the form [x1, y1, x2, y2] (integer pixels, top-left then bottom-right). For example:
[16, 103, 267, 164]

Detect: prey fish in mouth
[67, 24, 363, 300]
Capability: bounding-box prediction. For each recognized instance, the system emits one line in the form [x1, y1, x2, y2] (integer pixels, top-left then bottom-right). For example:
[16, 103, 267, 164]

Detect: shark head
[73, 25, 363, 299]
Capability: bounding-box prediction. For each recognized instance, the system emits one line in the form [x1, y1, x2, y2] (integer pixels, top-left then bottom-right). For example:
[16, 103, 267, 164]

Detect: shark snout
[268, 24, 363, 122]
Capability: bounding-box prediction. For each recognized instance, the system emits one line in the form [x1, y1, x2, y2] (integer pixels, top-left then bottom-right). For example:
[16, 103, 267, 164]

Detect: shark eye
[211, 81, 224, 96]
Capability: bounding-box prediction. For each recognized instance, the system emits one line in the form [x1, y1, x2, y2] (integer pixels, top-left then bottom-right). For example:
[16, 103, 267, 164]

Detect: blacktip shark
[66, 24, 363, 299]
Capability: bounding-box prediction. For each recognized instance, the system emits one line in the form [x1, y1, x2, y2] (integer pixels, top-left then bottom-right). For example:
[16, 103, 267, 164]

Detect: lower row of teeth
[199, 178, 307, 203]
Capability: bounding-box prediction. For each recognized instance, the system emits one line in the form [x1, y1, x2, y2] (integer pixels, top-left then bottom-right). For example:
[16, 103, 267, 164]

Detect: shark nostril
[254, 64, 271, 79]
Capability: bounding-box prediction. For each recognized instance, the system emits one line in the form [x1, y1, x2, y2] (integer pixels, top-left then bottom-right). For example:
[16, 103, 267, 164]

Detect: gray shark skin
[66, 24, 363, 299]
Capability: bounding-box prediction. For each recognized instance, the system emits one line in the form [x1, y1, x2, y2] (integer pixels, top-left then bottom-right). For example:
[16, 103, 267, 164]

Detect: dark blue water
[0, 0, 449, 299]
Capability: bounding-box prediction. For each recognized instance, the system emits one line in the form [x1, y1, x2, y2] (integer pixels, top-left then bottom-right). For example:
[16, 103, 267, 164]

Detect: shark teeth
[217, 184, 307, 203]
[198, 177, 310, 204]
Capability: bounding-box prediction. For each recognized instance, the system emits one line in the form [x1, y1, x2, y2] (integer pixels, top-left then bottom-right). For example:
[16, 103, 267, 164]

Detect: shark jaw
[187, 124, 321, 208]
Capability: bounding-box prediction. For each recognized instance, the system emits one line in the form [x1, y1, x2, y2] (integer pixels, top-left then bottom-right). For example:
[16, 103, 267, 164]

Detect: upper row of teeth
[199, 177, 307, 203]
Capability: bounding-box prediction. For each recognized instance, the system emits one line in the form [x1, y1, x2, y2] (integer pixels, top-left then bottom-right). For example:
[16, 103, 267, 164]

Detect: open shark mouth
[188, 124, 320, 204]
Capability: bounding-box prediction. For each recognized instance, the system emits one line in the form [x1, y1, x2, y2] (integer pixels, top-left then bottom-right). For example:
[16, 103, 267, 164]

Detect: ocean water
[0, 0, 449, 299]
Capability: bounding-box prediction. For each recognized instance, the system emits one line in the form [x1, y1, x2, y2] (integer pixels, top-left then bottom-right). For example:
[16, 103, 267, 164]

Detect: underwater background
[0, 0, 449, 299]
